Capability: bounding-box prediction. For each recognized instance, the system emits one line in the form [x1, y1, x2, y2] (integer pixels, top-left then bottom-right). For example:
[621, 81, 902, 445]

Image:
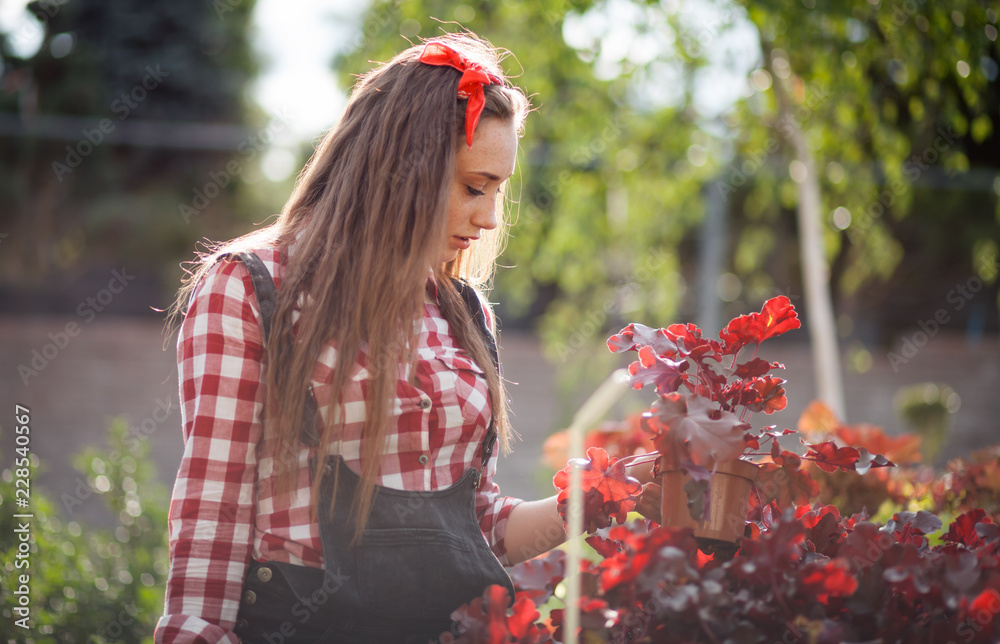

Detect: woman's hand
[634, 481, 662, 524]
[625, 459, 661, 524]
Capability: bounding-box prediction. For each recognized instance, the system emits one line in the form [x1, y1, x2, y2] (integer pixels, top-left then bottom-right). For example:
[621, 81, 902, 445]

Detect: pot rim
[661, 458, 759, 483]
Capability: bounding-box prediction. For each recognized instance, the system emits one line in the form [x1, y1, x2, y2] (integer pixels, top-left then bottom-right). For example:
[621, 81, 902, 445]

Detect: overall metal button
[243, 589, 257, 605]
[418, 454, 429, 465]
[419, 398, 430, 409]
[256, 566, 272, 583]
[236, 618, 248, 630]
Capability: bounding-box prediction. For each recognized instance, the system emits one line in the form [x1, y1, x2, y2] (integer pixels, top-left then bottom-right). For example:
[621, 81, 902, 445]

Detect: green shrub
[1, 418, 168, 643]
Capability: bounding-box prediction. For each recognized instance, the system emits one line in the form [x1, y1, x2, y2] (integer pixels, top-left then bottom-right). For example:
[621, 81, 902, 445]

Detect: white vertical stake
[563, 369, 631, 644]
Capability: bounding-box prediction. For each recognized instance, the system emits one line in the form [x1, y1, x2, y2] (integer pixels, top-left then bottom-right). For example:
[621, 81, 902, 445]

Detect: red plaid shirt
[155, 247, 522, 643]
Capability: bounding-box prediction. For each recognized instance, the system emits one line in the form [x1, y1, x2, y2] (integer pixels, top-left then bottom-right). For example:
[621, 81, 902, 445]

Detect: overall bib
[226, 252, 515, 643]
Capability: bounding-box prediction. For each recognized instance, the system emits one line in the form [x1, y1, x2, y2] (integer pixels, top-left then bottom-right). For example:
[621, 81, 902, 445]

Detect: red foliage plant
[441, 508, 1000, 643]
[553, 296, 894, 530]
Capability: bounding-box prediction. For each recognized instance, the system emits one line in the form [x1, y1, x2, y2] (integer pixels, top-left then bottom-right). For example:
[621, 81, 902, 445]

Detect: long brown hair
[168, 33, 529, 537]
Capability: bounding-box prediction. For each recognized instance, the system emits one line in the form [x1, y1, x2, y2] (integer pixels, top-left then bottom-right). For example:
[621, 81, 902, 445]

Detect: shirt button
[243, 589, 257, 605]
[256, 566, 273, 583]
[419, 398, 431, 409]
[418, 454, 429, 465]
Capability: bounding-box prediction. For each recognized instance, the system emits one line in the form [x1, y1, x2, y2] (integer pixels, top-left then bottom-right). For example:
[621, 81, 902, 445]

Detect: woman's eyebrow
[469, 171, 505, 181]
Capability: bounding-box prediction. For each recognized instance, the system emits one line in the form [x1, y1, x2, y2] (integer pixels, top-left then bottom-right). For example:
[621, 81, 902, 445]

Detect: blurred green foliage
[0, 0, 262, 291]
[1, 0, 997, 376]
[344, 0, 999, 363]
[0, 419, 168, 643]
[894, 381, 959, 463]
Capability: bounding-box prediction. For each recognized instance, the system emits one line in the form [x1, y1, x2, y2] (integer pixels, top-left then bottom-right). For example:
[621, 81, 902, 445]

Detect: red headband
[418, 41, 502, 148]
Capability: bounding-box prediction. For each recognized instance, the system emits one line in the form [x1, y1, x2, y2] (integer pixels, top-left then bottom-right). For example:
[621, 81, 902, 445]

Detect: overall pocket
[356, 527, 486, 624]
[235, 558, 337, 643]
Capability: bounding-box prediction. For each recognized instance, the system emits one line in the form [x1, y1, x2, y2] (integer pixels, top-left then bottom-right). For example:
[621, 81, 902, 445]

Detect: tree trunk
[762, 41, 847, 421]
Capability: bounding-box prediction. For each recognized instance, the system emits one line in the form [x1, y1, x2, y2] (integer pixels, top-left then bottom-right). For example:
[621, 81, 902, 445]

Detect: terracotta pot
[660, 459, 758, 545]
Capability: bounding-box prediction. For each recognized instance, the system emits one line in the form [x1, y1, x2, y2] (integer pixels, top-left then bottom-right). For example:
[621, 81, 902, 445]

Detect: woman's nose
[474, 199, 499, 231]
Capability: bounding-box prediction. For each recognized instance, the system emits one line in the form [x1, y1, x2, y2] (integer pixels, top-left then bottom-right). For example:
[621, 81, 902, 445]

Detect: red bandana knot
[418, 41, 503, 148]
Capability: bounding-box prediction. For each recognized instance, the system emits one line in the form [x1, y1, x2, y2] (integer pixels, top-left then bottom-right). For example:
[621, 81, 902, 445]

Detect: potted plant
[603, 295, 893, 552]
[551, 296, 894, 556]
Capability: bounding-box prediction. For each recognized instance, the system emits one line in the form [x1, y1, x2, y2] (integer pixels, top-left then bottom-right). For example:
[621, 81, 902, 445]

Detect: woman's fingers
[634, 481, 662, 525]
[624, 458, 656, 485]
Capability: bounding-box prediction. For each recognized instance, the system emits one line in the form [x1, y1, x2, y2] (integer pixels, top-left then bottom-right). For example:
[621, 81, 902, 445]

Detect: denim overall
[226, 252, 514, 643]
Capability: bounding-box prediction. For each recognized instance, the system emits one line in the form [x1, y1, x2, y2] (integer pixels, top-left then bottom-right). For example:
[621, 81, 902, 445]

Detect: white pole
[563, 369, 631, 644]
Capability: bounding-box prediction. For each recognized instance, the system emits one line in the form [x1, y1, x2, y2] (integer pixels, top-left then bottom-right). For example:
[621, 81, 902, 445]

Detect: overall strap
[224, 251, 322, 446]
[229, 251, 278, 344]
[451, 279, 500, 475]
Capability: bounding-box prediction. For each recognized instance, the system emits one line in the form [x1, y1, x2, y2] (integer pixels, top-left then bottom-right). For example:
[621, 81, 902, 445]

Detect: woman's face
[441, 118, 518, 264]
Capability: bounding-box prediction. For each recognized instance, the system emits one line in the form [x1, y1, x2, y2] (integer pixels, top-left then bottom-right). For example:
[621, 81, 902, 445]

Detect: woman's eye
[466, 185, 486, 197]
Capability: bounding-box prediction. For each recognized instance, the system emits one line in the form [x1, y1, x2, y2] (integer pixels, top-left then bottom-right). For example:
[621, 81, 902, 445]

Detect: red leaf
[734, 358, 780, 379]
[508, 551, 565, 606]
[450, 585, 512, 644]
[943, 509, 989, 547]
[553, 447, 643, 533]
[647, 393, 749, 468]
[747, 376, 788, 414]
[803, 440, 861, 472]
[696, 549, 715, 568]
[507, 596, 542, 640]
[798, 559, 858, 604]
[664, 323, 725, 362]
[755, 461, 820, 509]
[449, 586, 551, 644]
[853, 447, 895, 475]
[834, 423, 922, 465]
[967, 589, 1000, 639]
[628, 345, 688, 394]
[720, 296, 801, 353]
[607, 323, 676, 355]
[586, 533, 623, 558]
[798, 400, 840, 438]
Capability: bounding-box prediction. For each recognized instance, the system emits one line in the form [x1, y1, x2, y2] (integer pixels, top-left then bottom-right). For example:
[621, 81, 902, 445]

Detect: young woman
[155, 33, 657, 643]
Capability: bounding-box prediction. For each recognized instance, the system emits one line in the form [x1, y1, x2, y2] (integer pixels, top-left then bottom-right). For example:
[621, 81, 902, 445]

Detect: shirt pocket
[432, 350, 491, 440]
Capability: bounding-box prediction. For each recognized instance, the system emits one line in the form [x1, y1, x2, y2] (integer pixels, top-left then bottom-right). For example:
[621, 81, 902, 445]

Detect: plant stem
[619, 453, 661, 467]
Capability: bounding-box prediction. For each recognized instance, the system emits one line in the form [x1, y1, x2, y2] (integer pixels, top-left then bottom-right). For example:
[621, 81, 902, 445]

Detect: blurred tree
[734, 0, 999, 382]
[342, 0, 999, 419]
[0, 0, 261, 299]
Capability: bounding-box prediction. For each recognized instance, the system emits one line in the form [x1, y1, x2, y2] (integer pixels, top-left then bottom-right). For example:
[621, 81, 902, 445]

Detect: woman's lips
[453, 235, 477, 250]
